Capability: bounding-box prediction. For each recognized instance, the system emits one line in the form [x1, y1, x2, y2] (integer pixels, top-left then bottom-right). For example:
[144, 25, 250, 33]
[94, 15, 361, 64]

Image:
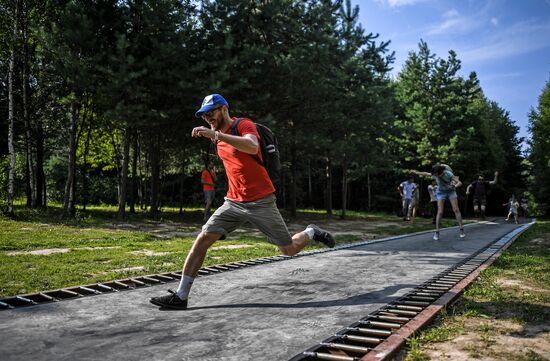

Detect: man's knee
[193, 232, 221, 251]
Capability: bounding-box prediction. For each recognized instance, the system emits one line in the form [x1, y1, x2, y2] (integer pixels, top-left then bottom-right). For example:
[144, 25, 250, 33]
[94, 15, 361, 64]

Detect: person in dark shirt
[466, 171, 498, 219]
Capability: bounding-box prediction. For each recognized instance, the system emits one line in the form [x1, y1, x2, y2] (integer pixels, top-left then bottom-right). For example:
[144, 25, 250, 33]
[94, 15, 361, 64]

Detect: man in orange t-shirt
[201, 162, 216, 221]
[150, 94, 336, 310]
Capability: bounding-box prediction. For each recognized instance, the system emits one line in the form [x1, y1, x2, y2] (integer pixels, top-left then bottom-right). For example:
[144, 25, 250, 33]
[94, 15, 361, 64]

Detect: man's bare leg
[204, 199, 213, 220]
[174, 232, 221, 300]
[450, 197, 465, 237]
[183, 231, 221, 276]
[279, 231, 310, 256]
[434, 199, 445, 240]
[279, 225, 336, 256]
[449, 198, 463, 228]
[149, 231, 221, 309]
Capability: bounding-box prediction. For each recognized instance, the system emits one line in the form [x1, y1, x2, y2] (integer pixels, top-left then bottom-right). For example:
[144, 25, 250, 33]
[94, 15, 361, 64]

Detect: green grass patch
[0, 202, 479, 298]
[0, 204, 373, 297]
[403, 220, 550, 360]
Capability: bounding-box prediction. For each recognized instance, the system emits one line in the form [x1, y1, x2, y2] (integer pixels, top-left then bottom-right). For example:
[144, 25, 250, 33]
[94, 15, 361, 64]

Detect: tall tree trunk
[290, 128, 297, 217]
[307, 159, 312, 205]
[341, 155, 348, 219]
[150, 133, 160, 219]
[35, 119, 46, 207]
[325, 153, 333, 216]
[63, 102, 78, 217]
[179, 156, 185, 214]
[129, 129, 138, 214]
[6, 1, 18, 217]
[117, 128, 130, 219]
[81, 122, 92, 211]
[367, 170, 371, 211]
[22, 4, 35, 208]
[140, 144, 147, 210]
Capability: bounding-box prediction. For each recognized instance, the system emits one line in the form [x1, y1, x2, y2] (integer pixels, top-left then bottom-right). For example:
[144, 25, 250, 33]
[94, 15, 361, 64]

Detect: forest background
[1, 0, 549, 220]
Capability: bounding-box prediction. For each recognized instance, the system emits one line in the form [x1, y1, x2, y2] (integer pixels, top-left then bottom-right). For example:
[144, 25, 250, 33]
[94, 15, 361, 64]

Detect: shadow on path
[159, 283, 416, 311]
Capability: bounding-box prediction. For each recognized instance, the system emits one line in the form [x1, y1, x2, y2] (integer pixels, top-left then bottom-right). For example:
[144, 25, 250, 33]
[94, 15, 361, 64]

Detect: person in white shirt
[398, 176, 417, 221]
[427, 180, 438, 224]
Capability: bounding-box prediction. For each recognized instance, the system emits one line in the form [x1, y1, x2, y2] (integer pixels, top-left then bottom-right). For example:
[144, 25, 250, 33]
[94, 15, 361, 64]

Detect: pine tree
[528, 75, 550, 215]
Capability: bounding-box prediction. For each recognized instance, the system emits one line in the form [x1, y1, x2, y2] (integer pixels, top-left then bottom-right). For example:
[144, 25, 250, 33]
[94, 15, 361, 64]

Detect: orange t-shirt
[201, 169, 215, 191]
[216, 118, 275, 202]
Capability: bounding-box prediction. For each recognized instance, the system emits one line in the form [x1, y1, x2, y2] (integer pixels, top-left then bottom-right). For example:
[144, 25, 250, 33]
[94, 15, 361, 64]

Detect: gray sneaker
[307, 224, 335, 248]
[150, 289, 188, 310]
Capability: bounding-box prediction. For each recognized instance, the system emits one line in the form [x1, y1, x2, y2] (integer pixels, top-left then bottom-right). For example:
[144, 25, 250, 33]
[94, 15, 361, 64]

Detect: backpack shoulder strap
[230, 118, 242, 136]
[229, 117, 263, 166]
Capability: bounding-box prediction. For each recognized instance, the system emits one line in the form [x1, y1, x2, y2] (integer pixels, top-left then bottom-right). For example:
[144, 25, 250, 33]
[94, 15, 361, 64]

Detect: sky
[351, 0, 550, 147]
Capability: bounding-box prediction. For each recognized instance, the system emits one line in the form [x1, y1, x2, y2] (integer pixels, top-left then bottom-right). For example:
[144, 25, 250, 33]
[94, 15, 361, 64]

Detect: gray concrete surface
[0, 220, 526, 361]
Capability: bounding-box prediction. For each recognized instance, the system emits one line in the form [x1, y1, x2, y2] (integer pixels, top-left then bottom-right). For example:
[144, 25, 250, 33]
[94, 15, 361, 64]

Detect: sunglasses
[202, 106, 222, 118]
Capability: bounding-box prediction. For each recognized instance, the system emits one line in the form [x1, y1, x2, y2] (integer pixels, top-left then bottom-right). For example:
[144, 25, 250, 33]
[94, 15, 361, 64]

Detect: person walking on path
[427, 180, 438, 224]
[398, 176, 417, 221]
[201, 162, 217, 222]
[504, 195, 520, 224]
[413, 164, 465, 241]
[465, 171, 498, 219]
[520, 196, 528, 218]
[409, 182, 420, 223]
[150, 94, 335, 310]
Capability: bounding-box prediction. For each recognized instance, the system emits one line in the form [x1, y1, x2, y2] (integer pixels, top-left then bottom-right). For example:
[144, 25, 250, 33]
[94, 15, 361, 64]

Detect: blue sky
[352, 0, 550, 146]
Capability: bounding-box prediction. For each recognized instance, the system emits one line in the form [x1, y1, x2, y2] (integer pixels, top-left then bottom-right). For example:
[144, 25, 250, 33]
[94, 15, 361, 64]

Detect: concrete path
[0, 220, 526, 361]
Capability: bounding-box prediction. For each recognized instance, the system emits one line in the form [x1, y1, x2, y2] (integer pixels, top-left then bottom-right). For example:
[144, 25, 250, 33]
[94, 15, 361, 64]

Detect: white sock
[176, 275, 194, 300]
[304, 227, 315, 240]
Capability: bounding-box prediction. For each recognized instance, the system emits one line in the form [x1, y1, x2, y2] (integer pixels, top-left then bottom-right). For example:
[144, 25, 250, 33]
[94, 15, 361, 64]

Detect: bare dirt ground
[418, 317, 550, 360]
[396, 230, 550, 361]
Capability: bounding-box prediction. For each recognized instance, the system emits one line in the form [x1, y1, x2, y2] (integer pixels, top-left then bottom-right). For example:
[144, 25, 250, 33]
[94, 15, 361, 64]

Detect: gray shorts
[202, 194, 292, 246]
[204, 190, 215, 203]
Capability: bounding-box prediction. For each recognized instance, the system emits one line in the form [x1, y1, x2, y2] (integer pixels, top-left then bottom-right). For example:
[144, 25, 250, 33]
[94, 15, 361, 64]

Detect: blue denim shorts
[436, 189, 457, 201]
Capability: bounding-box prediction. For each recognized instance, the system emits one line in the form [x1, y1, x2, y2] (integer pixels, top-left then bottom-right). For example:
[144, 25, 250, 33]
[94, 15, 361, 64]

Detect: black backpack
[230, 118, 282, 189]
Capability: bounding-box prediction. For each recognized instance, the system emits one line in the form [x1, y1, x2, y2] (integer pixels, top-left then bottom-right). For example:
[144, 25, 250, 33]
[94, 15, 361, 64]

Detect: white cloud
[460, 20, 550, 63]
[427, 16, 477, 35]
[491, 17, 499, 26]
[375, 0, 428, 7]
[443, 9, 460, 18]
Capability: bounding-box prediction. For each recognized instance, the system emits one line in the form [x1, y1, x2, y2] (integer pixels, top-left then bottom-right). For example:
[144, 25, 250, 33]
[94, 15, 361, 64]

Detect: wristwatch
[214, 131, 219, 142]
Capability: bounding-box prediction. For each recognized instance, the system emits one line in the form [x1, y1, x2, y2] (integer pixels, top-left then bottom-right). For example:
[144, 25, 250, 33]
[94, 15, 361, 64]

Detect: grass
[402, 220, 550, 361]
[0, 202, 471, 298]
[0, 204, 368, 296]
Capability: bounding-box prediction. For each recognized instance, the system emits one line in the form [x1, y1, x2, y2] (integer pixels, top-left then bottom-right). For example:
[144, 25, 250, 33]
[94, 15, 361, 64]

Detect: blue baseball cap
[195, 94, 229, 118]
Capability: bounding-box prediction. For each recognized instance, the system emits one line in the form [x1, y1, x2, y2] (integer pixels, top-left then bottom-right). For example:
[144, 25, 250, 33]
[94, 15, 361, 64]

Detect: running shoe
[307, 224, 335, 248]
[459, 228, 466, 238]
[433, 231, 440, 241]
[150, 289, 188, 309]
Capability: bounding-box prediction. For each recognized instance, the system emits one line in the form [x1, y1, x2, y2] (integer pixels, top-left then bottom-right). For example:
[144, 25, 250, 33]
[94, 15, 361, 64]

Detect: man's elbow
[247, 139, 259, 154]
